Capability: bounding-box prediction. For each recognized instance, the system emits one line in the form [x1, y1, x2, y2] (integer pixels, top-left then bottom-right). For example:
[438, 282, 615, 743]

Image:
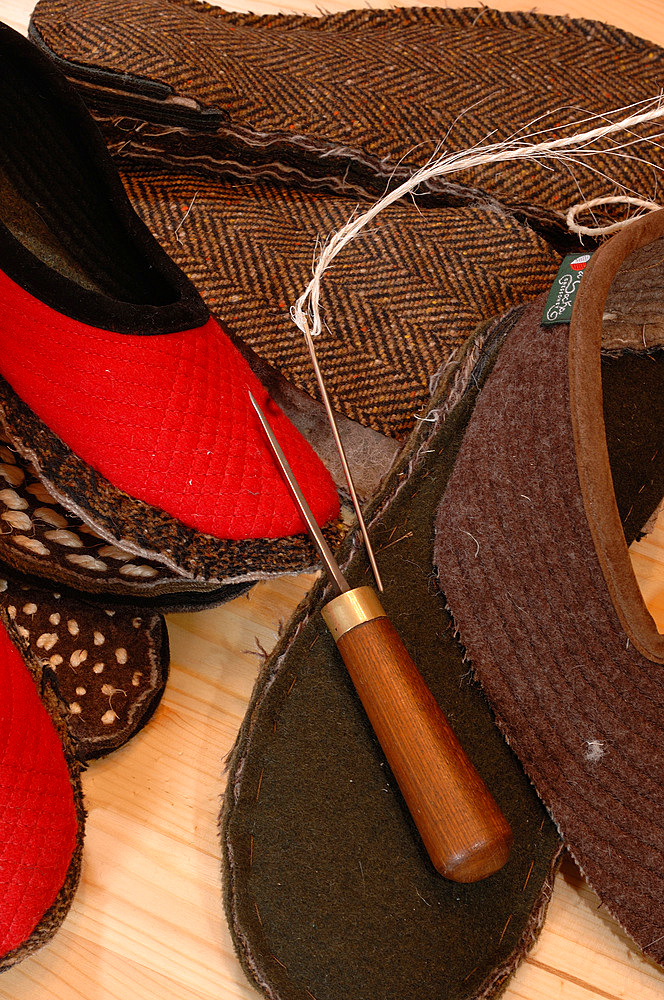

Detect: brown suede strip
[570, 210, 664, 662]
[434, 284, 664, 966]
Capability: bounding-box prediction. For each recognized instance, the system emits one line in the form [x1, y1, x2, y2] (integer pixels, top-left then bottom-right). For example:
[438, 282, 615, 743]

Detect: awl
[249, 392, 513, 882]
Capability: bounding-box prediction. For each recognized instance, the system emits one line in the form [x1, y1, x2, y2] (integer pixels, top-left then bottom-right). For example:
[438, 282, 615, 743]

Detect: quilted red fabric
[0, 621, 78, 955]
[0, 268, 339, 539]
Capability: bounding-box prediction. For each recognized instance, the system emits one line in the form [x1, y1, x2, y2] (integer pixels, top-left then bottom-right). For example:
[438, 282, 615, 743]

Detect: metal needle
[302, 325, 384, 592]
[248, 390, 512, 883]
[249, 392, 349, 593]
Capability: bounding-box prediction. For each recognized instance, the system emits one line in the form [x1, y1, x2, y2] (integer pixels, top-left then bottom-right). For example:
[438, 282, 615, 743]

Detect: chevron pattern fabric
[119, 166, 560, 439]
[32, 0, 664, 222]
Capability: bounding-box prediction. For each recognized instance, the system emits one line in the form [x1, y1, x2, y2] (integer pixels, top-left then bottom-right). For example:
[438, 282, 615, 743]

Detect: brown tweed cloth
[434, 213, 664, 966]
[30, 0, 664, 237]
[119, 166, 560, 439]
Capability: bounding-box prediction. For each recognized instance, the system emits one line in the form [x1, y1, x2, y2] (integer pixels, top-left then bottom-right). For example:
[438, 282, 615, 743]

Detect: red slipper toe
[0, 620, 80, 962]
[0, 270, 339, 540]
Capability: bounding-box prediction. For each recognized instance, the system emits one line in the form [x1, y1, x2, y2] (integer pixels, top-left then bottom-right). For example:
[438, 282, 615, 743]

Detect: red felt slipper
[0, 21, 338, 544]
[0, 616, 82, 968]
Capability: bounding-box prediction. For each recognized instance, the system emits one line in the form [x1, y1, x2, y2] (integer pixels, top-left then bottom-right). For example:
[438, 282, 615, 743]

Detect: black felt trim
[28, 19, 176, 100]
[29, 21, 230, 129]
[0, 22, 208, 335]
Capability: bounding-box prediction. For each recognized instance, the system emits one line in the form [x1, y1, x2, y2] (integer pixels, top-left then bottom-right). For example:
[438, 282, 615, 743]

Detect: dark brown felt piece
[30, 1, 664, 243]
[222, 314, 563, 1000]
[0, 607, 85, 971]
[602, 350, 664, 543]
[434, 295, 664, 967]
[0, 575, 170, 759]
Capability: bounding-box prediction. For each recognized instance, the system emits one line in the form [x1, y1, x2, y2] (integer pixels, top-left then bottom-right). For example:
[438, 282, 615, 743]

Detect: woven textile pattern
[120, 167, 560, 439]
[32, 0, 664, 216]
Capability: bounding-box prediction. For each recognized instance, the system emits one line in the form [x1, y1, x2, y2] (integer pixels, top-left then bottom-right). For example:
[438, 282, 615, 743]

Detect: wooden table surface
[2, 0, 664, 997]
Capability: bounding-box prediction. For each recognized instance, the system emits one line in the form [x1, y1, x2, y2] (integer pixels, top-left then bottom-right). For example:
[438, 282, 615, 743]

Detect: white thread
[566, 195, 662, 235]
[290, 98, 664, 342]
[461, 529, 481, 558]
[174, 192, 198, 244]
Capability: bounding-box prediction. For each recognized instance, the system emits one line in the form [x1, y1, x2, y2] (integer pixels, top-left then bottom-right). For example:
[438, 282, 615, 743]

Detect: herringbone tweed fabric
[119, 166, 560, 439]
[31, 0, 664, 226]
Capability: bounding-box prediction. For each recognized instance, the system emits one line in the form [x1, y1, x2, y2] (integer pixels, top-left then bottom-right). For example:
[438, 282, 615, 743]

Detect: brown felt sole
[433, 221, 664, 968]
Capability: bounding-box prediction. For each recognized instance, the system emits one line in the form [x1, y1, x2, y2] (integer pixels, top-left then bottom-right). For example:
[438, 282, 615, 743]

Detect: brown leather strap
[570, 208, 664, 662]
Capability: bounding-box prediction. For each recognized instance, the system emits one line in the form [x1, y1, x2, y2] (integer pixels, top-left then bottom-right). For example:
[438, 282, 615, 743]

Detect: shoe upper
[0, 21, 339, 541]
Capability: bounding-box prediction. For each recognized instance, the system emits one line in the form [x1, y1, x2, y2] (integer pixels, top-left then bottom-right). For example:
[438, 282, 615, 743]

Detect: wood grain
[334, 603, 513, 880]
[1, 0, 664, 998]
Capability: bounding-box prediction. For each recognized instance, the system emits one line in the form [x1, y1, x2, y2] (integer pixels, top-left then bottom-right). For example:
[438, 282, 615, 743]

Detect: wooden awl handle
[323, 586, 513, 882]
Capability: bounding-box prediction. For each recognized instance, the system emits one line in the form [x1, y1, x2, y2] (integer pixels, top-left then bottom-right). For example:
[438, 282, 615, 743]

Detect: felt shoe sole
[434, 211, 664, 967]
[221, 315, 563, 1000]
[221, 272, 664, 997]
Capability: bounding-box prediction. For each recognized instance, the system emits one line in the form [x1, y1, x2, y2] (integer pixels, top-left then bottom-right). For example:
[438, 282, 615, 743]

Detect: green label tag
[542, 252, 592, 325]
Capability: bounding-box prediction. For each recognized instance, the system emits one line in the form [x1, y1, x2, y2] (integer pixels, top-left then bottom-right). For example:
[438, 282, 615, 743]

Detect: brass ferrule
[322, 585, 386, 641]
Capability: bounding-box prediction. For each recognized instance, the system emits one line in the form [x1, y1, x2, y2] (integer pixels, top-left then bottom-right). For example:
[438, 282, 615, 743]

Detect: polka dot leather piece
[1, 578, 168, 759]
